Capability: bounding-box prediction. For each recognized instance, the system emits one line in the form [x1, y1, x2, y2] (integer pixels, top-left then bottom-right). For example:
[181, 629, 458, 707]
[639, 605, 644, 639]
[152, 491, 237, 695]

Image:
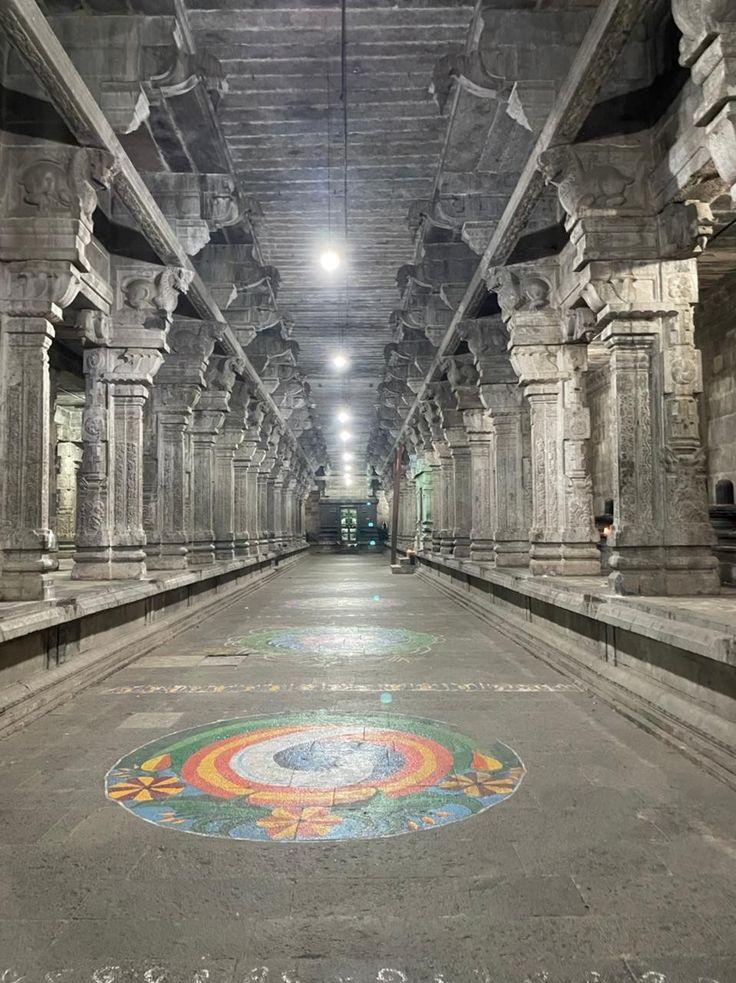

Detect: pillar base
[493, 541, 531, 568]
[0, 569, 57, 601]
[470, 540, 495, 563]
[188, 542, 216, 567]
[609, 546, 720, 596]
[72, 547, 146, 581]
[529, 542, 601, 577]
[145, 544, 188, 571]
[215, 543, 236, 561]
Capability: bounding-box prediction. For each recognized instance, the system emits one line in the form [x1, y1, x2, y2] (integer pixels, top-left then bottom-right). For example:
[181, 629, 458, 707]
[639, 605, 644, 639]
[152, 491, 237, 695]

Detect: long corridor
[1, 555, 735, 983]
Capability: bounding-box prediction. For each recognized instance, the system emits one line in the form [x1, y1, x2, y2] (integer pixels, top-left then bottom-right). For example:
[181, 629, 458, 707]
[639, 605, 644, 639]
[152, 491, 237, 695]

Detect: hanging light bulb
[337, 409, 351, 424]
[332, 354, 349, 370]
[320, 250, 341, 272]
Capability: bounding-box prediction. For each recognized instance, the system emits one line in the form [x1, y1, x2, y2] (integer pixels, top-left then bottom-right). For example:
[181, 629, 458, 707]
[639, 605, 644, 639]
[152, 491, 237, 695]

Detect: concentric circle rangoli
[234, 626, 435, 659]
[105, 713, 525, 841]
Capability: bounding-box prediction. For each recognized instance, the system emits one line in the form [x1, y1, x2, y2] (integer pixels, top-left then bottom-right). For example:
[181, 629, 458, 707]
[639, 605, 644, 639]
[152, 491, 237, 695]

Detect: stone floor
[1, 554, 735, 983]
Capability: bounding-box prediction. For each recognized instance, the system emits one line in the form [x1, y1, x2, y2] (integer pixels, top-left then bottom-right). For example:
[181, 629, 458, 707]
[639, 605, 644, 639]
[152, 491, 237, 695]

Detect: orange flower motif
[439, 769, 518, 797]
[108, 775, 185, 802]
[257, 806, 343, 841]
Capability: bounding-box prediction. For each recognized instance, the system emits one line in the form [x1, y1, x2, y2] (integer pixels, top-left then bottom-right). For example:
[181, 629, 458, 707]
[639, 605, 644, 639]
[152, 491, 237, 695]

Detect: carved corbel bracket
[0, 261, 83, 319]
[0, 139, 116, 269]
[113, 260, 193, 344]
[83, 345, 164, 386]
[672, 0, 736, 68]
[574, 259, 699, 328]
[442, 354, 482, 411]
[457, 317, 515, 385]
[485, 263, 558, 323]
[429, 47, 511, 115]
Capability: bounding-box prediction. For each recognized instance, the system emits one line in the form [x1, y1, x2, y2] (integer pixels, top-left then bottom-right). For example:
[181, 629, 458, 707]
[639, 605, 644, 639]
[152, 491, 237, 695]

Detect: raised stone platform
[0, 546, 308, 737]
[417, 552, 736, 787]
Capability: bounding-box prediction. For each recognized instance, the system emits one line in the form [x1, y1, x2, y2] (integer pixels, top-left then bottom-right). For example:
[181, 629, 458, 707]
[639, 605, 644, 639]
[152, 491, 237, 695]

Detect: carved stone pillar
[436, 443, 453, 554]
[214, 432, 242, 561]
[464, 410, 495, 563]
[539, 135, 721, 593]
[461, 316, 531, 567]
[489, 264, 599, 577]
[484, 388, 531, 567]
[248, 446, 267, 555]
[271, 468, 285, 551]
[0, 137, 115, 598]
[587, 261, 720, 594]
[144, 320, 216, 570]
[188, 357, 239, 567]
[233, 443, 255, 558]
[54, 405, 83, 556]
[0, 317, 58, 599]
[74, 344, 163, 580]
[257, 423, 278, 554]
[214, 383, 248, 561]
[72, 263, 192, 581]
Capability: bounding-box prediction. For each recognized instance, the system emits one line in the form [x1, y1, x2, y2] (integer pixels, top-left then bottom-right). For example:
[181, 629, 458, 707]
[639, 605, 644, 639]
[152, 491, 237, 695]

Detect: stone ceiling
[187, 0, 475, 477]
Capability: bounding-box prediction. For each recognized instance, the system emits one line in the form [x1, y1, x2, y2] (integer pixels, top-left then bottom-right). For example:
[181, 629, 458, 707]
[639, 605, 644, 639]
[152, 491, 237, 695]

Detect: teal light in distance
[368, 521, 374, 527]
[369, 539, 376, 546]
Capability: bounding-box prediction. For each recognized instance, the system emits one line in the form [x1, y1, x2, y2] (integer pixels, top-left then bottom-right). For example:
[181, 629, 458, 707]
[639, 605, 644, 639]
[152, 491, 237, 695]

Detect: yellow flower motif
[439, 769, 518, 797]
[257, 806, 343, 841]
[108, 774, 185, 802]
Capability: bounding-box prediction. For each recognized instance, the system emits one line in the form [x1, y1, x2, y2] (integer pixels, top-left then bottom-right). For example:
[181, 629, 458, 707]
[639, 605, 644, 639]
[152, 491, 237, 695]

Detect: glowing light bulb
[332, 354, 349, 370]
[343, 452, 353, 462]
[320, 250, 341, 272]
[337, 409, 351, 424]
[339, 430, 352, 441]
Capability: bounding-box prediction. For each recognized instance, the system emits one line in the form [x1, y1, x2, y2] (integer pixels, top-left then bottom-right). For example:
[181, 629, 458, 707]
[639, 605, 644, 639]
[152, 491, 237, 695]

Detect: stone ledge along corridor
[0, 555, 734, 983]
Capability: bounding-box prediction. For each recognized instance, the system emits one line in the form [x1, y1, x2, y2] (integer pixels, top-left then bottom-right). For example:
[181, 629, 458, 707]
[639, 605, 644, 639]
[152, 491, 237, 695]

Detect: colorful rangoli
[234, 626, 435, 658]
[106, 712, 525, 841]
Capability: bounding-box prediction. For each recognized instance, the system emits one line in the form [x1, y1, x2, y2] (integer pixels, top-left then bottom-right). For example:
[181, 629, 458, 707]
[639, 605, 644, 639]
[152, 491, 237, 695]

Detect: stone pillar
[187, 357, 239, 566]
[54, 406, 84, 556]
[213, 433, 241, 561]
[144, 320, 217, 571]
[486, 388, 531, 567]
[0, 317, 58, 599]
[461, 316, 531, 568]
[436, 443, 454, 555]
[214, 384, 249, 561]
[233, 444, 255, 558]
[538, 135, 720, 593]
[464, 410, 495, 563]
[589, 261, 720, 594]
[72, 263, 193, 581]
[0, 138, 115, 598]
[271, 468, 285, 551]
[256, 423, 277, 554]
[74, 344, 163, 580]
[501, 278, 599, 577]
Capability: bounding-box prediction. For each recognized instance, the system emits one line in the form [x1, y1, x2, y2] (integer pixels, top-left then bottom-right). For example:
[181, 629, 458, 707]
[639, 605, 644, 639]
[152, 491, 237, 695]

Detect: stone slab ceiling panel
[188, 0, 475, 468]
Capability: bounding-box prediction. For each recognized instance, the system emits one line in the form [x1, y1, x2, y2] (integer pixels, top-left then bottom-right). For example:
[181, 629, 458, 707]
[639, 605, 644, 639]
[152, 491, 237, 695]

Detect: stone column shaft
[487, 390, 531, 567]
[464, 411, 495, 563]
[0, 317, 58, 599]
[74, 347, 164, 580]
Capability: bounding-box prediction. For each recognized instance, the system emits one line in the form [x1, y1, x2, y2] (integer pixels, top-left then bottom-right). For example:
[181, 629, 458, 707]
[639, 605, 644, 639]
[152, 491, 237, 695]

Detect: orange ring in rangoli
[180, 725, 454, 806]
